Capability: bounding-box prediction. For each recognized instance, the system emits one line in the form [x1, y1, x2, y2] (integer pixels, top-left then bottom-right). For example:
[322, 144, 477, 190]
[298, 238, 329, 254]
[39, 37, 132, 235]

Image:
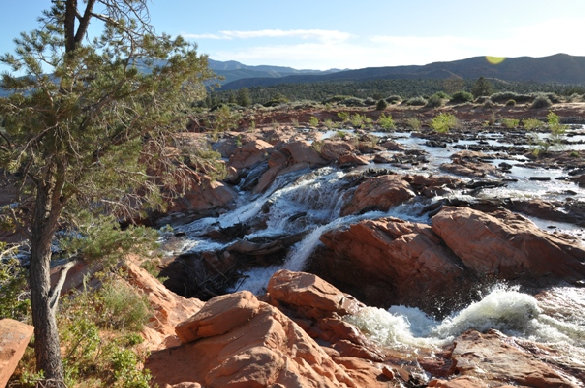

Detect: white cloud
[190, 17, 585, 69]
[185, 29, 352, 44]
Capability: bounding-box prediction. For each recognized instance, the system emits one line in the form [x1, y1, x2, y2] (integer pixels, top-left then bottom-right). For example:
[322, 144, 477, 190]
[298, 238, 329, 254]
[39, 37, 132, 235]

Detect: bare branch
[49, 259, 79, 311]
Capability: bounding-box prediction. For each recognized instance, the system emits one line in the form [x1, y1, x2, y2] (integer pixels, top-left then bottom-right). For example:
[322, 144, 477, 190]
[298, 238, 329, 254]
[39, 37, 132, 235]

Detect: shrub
[385, 95, 402, 104]
[501, 118, 520, 128]
[350, 114, 368, 128]
[308, 116, 319, 127]
[431, 113, 459, 133]
[405, 117, 422, 130]
[0, 253, 30, 321]
[323, 118, 335, 129]
[426, 93, 444, 108]
[337, 111, 350, 123]
[483, 100, 495, 109]
[531, 94, 553, 109]
[375, 99, 388, 111]
[505, 99, 516, 106]
[450, 90, 474, 104]
[523, 118, 544, 130]
[377, 114, 396, 131]
[404, 96, 427, 106]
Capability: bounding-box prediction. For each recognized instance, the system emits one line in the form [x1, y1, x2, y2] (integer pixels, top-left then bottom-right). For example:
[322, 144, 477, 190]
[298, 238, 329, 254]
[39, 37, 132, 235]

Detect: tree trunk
[30, 181, 65, 387]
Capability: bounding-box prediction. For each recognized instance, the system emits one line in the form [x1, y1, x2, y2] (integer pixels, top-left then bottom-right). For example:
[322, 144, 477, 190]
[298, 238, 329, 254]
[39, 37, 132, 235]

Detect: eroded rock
[432, 207, 585, 283]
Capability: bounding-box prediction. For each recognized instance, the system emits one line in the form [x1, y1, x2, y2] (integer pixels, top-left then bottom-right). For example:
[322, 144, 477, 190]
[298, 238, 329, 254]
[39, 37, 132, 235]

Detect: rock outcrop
[124, 260, 204, 350]
[340, 175, 415, 216]
[440, 150, 499, 178]
[443, 329, 581, 387]
[432, 207, 585, 283]
[147, 291, 399, 387]
[0, 319, 33, 388]
[312, 217, 466, 309]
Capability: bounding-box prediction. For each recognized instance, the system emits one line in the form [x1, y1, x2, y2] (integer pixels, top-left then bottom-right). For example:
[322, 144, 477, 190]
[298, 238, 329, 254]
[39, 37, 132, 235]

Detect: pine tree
[0, 1, 212, 385]
[471, 76, 493, 98]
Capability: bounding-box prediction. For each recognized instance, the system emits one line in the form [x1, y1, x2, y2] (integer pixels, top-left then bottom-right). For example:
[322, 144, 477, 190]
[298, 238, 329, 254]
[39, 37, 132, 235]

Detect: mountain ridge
[216, 53, 585, 89]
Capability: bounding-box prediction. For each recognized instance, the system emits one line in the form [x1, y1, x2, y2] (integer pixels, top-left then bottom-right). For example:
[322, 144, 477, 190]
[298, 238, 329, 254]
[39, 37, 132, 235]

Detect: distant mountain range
[208, 59, 342, 85]
[216, 54, 585, 90]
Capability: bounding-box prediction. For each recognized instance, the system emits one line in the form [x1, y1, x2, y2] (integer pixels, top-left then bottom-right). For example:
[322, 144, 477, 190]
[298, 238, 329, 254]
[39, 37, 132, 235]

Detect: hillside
[220, 54, 585, 89]
[208, 58, 341, 84]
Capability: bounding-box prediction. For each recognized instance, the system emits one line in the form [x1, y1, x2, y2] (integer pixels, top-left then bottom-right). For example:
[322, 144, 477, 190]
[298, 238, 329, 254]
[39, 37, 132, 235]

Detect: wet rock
[312, 217, 466, 310]
[449, 329, 580, 387]
[432, 207, 585, 283]
[571, 174, 585, 187]
[0, 319, 33, 388]
[148, 291, 396, 388]
[340, 175, 415, 216]
[440, 150, 499, 178]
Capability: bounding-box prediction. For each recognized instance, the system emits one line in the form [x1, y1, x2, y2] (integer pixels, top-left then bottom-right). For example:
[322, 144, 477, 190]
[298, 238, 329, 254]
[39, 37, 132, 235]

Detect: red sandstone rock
[168, 173, 236, 214]
[228, 139, 274, 171]
[281, 141, 327, 166]
[450, 330, 579, 387]
[432, 207, 585, 282]
[340, 175, 415, 216]
[0, 319, 33, 388]
[267, 269, 363, 320]
[148, 291, 398, 387]
[315, 217, 465, 308]
[124, 260, 204, 350]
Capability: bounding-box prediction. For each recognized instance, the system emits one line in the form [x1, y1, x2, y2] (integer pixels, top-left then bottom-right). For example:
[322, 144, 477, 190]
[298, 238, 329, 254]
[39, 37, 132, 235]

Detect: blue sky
[1, 1, 584, 70]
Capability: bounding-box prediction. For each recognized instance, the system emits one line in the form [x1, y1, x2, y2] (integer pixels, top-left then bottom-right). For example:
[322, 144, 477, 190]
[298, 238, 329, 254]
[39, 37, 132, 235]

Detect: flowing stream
[163, 124, 585, 355]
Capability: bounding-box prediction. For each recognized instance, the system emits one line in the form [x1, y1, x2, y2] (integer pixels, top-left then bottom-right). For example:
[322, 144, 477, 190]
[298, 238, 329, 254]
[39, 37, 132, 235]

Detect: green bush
[404, 96, 427, 106]
[431, 113, 459, 133]
[0, 253, 30, 321]
[308, 116, 319, 127]
[426, 93, 445, 108]
[523, 118, 544, 130]
[404, 117, 422, 130]
[375, 99, 388, 111]
[377, 114, 396, 131]
[501, 118, 520, 128]
[450, 90, 473, 103]
[531, 94, 553, 109]
[505, 99, 516, 107]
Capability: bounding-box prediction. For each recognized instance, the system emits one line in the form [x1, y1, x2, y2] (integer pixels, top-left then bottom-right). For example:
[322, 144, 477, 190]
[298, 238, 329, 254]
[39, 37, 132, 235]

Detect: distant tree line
[202, 77, 585, 108]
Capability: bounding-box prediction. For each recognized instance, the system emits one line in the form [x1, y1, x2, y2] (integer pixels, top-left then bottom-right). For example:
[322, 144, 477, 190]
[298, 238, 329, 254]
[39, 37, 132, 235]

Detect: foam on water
[343, 285, 585, 352]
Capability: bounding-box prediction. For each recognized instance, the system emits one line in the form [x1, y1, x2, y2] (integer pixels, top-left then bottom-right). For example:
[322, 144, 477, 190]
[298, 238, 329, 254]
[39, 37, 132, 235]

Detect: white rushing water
[343, 285, 585, 352]
[165, 126, 585, 356]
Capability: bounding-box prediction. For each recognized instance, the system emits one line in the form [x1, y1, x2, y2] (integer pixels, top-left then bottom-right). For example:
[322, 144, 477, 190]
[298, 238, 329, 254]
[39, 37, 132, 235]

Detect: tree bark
[29, 179, 65, 387]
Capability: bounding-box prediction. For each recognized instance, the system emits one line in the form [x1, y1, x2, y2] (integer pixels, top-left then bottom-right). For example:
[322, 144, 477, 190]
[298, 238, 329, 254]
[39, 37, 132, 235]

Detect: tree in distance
[0, 0, 212, 385]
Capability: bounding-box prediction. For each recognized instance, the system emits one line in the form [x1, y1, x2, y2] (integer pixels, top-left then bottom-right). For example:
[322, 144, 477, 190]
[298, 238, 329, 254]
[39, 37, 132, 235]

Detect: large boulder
[0, 319, 33, 388]
[228, 139, 274, 171]
[148, 291, 397, 388]
[432, 207, 585, 283]
[267, 269, 363, 320]
[166, 172, 237, 215]
[340, 175, 415, 216]
[312, 217, 466, 310]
